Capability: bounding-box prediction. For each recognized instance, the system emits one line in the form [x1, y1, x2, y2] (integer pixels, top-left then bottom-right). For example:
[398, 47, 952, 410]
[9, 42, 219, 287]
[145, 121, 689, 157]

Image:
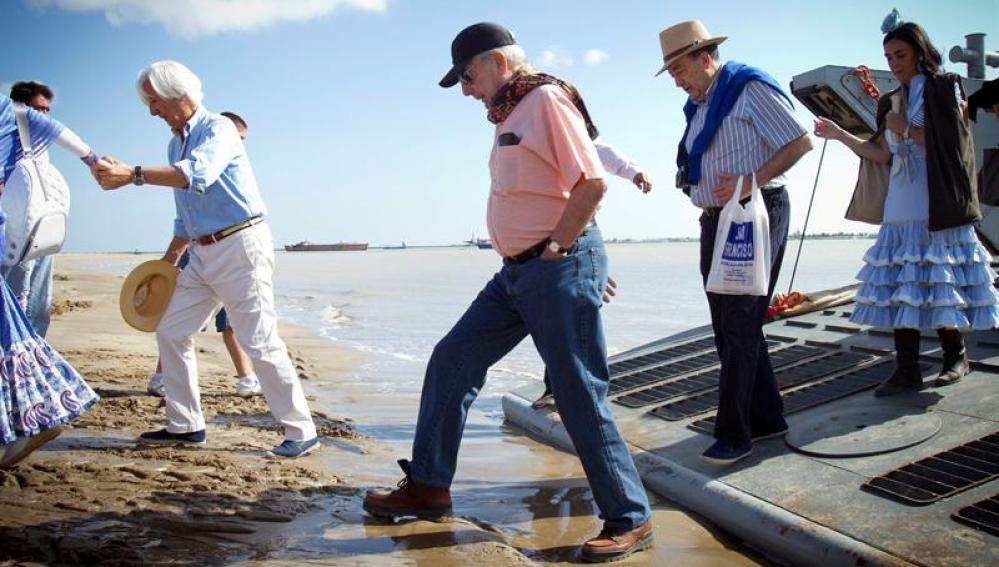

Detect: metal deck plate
[609, 350, 720, 396]
[952, 494, 999, 536]
[863, 432, 999, 506]
[785, 407, 941, 457]
[647, 350, 876, 419]
[615, 343, 833, 407]
[608, 336, 715, 376]
[688, 359, 894, 434]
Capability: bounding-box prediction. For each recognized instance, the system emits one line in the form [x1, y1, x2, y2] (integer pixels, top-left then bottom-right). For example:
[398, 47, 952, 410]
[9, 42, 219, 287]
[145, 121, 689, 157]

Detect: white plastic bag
[705, 174, 771, 296]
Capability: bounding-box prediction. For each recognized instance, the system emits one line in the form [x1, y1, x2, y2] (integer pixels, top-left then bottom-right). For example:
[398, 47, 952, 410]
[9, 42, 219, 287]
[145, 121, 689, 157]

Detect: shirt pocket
[491, 145, 523, 193]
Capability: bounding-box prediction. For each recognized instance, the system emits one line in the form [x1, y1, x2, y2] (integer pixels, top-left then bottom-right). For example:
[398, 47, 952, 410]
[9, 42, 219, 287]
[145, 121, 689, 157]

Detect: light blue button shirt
[168, 106, 267, 239]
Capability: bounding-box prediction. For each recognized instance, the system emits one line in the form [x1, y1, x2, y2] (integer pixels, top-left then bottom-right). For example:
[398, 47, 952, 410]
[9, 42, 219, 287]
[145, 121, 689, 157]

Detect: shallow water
[272, 239, 870, 417]
[265, 239, 870, 564]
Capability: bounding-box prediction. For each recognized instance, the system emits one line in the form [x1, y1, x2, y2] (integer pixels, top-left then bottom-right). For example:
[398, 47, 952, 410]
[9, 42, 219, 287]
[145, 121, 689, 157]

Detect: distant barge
[284, 241, 368, 252]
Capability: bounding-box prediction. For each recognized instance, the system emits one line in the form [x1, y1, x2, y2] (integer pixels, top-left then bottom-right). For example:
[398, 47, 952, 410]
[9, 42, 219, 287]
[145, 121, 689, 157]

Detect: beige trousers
[156, 222, 316, 441]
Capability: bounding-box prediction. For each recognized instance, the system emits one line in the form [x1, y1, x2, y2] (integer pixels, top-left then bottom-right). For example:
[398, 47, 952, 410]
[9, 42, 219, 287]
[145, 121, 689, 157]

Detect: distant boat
[466, 236, 493, 250]
[284, 241, 368, 252]
[383, 241, 408, 250]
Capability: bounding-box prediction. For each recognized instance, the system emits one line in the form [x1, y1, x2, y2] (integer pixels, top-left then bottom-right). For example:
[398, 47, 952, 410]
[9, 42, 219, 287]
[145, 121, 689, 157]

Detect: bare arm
[814, 117, 890, 164]
[543, 176, 606, 259]
[756, 133, 813, 186]
[95, 158, 189, 190]
[162, 236, 189, 265]
[714, 133, 814, 201]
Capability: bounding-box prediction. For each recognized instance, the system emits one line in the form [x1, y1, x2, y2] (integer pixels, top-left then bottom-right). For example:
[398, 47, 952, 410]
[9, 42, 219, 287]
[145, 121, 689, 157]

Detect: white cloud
[582, 49, 608, 65]
[537, 46, 573, 69]
[29, 0, 386, 39]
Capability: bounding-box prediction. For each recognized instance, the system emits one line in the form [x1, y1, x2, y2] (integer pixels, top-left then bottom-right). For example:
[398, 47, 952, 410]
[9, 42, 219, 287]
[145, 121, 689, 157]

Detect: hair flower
[881, 9, 903, 34]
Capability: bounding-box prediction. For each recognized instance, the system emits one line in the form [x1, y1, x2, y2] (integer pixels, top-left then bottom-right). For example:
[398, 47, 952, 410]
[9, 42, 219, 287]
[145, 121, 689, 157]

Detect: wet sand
[0, 254, 762, 566]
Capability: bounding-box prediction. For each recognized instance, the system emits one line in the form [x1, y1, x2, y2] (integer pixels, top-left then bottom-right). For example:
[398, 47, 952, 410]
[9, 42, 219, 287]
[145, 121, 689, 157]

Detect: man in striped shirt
[657, 21, 813, 464]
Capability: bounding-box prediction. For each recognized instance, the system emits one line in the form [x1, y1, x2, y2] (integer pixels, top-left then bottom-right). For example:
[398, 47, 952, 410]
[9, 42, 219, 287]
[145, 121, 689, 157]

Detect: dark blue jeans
[409, 226, 651, 530]
[699, 188, 790, 446]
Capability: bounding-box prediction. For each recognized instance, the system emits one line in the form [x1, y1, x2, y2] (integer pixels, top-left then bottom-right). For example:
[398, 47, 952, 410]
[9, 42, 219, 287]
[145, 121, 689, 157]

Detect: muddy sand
[0, 255, 761, 566]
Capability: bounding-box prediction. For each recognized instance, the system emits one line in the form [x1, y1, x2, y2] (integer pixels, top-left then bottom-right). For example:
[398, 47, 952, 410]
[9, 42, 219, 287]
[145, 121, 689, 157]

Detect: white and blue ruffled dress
[852, 76, 999, 330]
[0, 95, 98, 446]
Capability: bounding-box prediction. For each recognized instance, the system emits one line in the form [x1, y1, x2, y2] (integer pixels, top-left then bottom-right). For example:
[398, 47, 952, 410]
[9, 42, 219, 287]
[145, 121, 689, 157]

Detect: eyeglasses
[459, 69, 474, 85]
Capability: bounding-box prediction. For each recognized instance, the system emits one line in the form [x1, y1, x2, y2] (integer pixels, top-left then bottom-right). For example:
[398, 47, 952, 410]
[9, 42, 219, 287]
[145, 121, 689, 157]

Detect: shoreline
[0, 254, 762, 565]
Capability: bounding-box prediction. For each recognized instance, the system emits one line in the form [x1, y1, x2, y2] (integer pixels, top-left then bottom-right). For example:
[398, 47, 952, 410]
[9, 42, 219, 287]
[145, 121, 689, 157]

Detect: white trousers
[156, 222, 316, 440]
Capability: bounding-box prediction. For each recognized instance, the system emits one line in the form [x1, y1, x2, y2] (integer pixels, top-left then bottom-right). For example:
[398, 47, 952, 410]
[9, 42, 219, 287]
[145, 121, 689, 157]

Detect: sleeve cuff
[622, 164, 641, 181]
[171, 159, 203, 194]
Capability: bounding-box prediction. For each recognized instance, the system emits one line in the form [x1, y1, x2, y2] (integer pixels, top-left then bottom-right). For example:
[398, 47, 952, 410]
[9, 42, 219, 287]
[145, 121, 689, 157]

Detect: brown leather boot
[936, 328, 970, 386]
[580, 520, 653, 563]
[363, 459, 452, 520]
[875, 329, 922, 397]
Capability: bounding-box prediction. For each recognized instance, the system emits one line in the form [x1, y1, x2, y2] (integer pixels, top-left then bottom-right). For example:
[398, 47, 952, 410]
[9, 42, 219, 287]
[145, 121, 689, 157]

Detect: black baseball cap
[439, 22, 516, 88]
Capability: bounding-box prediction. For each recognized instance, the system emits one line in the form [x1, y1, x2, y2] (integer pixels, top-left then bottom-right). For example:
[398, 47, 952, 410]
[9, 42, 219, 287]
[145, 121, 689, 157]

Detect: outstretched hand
[94, 156, 134, 190]
[813, 117, 846, 141]
[632, 172, 653, 194]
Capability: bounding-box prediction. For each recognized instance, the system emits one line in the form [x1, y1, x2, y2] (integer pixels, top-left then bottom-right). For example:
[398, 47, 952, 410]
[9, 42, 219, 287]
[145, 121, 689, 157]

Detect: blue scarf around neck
[677, 61, 793, 188]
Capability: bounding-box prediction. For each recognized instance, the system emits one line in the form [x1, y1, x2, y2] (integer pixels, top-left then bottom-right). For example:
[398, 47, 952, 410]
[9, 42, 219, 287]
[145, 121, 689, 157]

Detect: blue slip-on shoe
[138, 428, 206, 445]
[700, 439, 752, 465]
[268, 437, 321, 458]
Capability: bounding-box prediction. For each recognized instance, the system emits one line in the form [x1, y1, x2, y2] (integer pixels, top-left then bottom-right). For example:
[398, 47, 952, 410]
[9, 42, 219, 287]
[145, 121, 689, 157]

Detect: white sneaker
[147, 372, 166, 397]
[236, 374, 262, 397]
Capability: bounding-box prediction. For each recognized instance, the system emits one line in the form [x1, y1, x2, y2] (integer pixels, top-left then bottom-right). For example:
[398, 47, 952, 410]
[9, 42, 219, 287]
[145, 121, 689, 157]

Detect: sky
[3, 0, 998, 252]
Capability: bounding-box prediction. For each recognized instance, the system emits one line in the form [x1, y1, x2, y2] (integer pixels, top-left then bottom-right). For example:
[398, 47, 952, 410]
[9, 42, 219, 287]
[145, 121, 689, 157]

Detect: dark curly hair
[9, 81, 54, 104]
[884, 22, 942, 75]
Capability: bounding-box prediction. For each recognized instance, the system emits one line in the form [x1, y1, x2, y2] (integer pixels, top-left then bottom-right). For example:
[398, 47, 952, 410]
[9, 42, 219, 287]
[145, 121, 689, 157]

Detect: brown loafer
[363, 459, 452, 520]
[580, 520, 653, 563]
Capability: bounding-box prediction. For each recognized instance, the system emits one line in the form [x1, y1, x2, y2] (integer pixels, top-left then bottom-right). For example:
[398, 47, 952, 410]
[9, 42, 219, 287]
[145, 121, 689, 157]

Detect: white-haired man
[96, 61, 318, 458]
[362, 23, 653, 563]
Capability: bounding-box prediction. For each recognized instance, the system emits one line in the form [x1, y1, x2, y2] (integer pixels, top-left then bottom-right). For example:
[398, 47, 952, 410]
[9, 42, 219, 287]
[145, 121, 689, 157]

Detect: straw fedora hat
[654, 20, 727, 76]
[120, 260, 178, 332]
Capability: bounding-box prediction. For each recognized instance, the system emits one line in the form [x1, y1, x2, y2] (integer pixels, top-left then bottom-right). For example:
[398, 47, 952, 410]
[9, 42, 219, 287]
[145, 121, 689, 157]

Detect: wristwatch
[133, 166, 145, 186]
[546, 238, 566, 254]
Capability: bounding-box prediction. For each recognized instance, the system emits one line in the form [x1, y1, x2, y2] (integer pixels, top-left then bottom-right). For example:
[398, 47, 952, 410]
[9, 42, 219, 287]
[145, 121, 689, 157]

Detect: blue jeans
[1, 254, 54, 337]
[409, 226, 651, 530]
[699, 187, 790, 446]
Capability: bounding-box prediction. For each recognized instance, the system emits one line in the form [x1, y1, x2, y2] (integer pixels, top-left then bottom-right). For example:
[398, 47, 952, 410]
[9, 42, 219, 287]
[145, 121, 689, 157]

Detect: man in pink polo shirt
[363, 23, 653, 563]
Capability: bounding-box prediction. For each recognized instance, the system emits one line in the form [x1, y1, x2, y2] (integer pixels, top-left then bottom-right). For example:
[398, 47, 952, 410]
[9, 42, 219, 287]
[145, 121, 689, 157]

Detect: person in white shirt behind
[531, 140, 653, 410]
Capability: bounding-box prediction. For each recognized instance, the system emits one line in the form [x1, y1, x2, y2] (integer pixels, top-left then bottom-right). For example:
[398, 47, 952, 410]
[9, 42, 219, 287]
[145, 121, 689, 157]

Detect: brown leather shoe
[580, 520, 653, 563]
[363, 459, 452, 520]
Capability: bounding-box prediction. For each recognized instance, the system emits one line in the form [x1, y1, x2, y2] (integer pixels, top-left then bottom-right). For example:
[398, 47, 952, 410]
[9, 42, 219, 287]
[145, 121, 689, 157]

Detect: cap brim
[439, 66, 461, 88]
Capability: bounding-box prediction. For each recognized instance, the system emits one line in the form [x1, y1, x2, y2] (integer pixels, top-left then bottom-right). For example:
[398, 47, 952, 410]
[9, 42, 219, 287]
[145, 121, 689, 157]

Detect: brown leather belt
[194, 216, 263, 246]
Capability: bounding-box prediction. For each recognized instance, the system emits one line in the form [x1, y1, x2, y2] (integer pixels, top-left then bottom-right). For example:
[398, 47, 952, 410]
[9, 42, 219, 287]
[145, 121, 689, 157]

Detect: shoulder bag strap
[13, 104, 34, 158]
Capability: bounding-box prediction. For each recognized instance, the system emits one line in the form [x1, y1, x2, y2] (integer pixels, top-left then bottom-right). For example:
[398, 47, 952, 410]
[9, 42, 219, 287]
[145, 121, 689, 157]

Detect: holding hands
[90, 156, 134, 190]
